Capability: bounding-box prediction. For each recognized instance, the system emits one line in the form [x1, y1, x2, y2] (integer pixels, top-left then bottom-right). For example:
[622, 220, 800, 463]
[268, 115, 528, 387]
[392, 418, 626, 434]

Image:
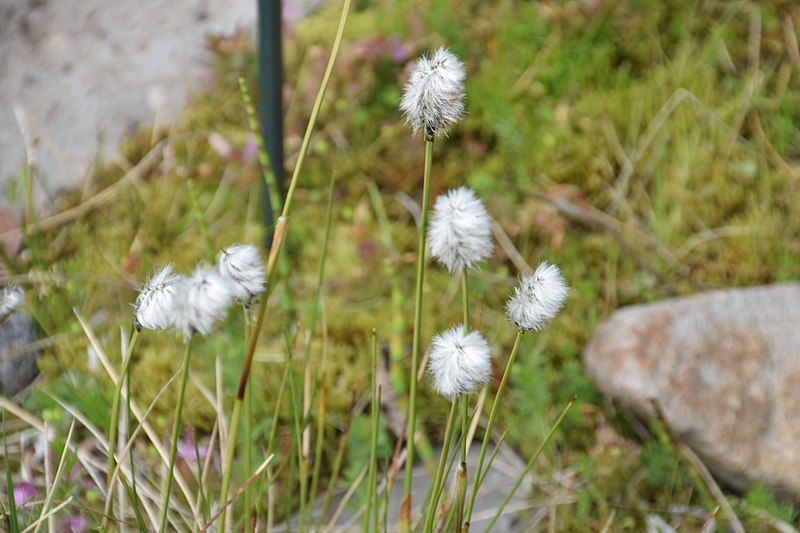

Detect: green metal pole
[258, 0, 284, 248]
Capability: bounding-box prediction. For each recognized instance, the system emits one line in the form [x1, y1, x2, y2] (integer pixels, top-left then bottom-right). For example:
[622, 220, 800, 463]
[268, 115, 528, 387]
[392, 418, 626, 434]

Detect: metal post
[258, 0, 284, 247]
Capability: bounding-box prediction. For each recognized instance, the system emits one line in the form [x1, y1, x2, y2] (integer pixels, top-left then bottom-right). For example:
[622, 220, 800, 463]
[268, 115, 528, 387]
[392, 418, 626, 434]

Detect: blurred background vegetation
[7, 0, 800, 529]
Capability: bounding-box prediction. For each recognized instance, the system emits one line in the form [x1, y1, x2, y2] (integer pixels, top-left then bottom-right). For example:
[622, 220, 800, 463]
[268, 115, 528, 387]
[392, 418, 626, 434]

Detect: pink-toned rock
[583, 283, 800, 501]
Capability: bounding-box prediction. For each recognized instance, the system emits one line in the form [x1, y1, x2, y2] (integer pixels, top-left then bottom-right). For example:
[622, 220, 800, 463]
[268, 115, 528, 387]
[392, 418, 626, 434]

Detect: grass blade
[485, 395, 576, 532]
[3, 411, 20, 533]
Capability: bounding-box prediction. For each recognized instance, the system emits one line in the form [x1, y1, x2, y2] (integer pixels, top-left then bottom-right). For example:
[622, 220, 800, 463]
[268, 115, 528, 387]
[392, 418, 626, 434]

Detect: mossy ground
[6, 0, 800, 529]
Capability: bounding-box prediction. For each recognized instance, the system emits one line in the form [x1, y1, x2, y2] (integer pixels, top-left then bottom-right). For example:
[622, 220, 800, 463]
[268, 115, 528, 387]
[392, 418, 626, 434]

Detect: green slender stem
[460, 268, 469, 464]
[306, 173, 336, 517]
[230, 0, 352, 483]
[315, 423, 350, 529]
[219, 398, 242, 530]
[464, 330, 523, 525]
[238, 77, 281, 214]
[461, 269, 469, 332]
[373, 390, 383, 533]
[217, 0, 352, 526]
[281, 0, 351, 220]
[308, 373, 327, 516]
[244, 309, 253, 532]
[485, 396, 576, 532]
[266, 352, 293, 529]
[365, 331, 379, 532]
[219, 306, 254, 531]
[285, 351, 307, 532]
[366, 181, 408, 398]
[424, 399, 459, 533]
[159, 336, 195, 533]
[20, 163, 34, 230]
[458, 268, 470, 532]
[106, 326, 139, 499]
[126, 349, 148, 533]
[477, 428, 509, 488]
[455, 462, 467, 533]
[404, 134, 435, 514]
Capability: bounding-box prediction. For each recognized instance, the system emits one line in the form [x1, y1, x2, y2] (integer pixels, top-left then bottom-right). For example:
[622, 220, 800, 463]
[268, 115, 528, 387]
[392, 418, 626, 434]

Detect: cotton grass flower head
[400, 47, 466, 136]
[133, 265, 183, 331]
[506, 261, 568, 332]
[0, 284, 24, 322]
[428, 326, 492, 399]
[172, 265, 234, 338]
[217, 244, 266, 307]
[428, 186, 493, 273]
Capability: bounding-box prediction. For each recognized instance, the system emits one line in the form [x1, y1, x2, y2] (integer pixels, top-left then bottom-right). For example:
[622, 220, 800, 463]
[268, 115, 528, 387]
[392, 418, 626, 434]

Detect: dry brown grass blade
[73, 308, 200, 526]
[199, 454, 274, 532]
[105, 369, 181, 525]
[649, 400, 745, 533]
[0, 140, 164, 240]
[533, 188, 683, 277]
[324, 464, 368, 533]
[491, 219, 531, 274]
[31, 418, 75, 533]
[20, 497, 74, 533]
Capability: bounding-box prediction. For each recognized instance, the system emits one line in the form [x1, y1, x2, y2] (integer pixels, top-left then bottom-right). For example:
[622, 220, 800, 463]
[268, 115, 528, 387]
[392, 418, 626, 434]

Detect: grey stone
[283, 442, 531, 532]
[583, 283, 800, 501]
[0, 311, 40, 396]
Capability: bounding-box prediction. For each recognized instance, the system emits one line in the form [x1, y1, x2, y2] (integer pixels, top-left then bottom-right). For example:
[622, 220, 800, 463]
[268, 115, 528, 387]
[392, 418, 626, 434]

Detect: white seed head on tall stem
[506, 261, 568, 332]
[133, 265, 183, 331]
[217, 244, 266, 307]
[428, 186, 493, 273]
[400, 47, 466, 136]
[172, 265, 234, 339]
[428, 326, 492, 399]
[0, 285, 25, 322]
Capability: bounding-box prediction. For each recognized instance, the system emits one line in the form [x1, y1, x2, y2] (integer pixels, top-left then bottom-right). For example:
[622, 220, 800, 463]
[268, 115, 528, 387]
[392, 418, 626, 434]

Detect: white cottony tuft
[400, 47, 466, 136]
[134, 265, 183, 331]
[0, 285, 25, 322]
[428, 326, 492, 399]
[428, 186, 493, 273]
[172, 266, 234, 338]
[217, 244, 266, 307]
[506, 261, 568, 332]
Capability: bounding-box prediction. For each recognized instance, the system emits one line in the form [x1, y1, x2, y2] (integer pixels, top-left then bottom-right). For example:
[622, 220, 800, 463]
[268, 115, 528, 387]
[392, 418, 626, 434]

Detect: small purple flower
[177, 429, 208, 463]
[389, 36, 412, 64]
[240, 134, 259, 164]
[13, 481, 39, 507]
[60, 515, 89, 533]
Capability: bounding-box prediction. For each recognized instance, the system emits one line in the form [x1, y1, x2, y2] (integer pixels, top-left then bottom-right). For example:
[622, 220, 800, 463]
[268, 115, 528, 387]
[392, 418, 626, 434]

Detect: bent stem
[106, 326, 139, 502]
[464, 329, 523, 525]
[402, 132, 435, 530]
[485, 395, 576, 532]
[159, 335, 195, 533]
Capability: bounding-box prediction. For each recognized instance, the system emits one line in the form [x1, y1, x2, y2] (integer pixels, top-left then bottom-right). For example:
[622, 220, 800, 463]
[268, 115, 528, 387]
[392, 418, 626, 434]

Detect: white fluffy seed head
[0, 285, 25, 322]
[134, 265, 183, 331]
[400, 47, 466, 136]
[428, 187, 493, 273]
[172, 266, 234, 338]
[506, 261, 568, 332]
[217, 244, 266, 307]
[428, 326, 492, 399]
